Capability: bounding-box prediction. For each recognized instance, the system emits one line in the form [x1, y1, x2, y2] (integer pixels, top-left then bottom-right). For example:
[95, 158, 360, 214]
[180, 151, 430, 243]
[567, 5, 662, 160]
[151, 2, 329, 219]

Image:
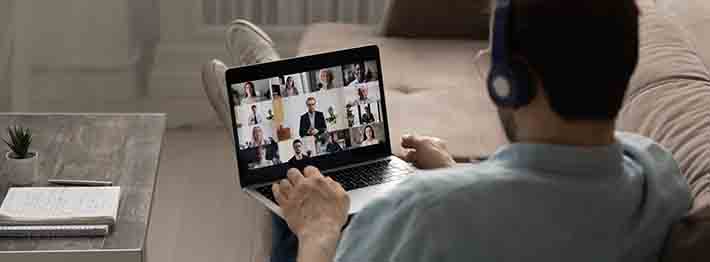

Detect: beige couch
[203, 0, 709, 260]
[296, 0, 710, 260]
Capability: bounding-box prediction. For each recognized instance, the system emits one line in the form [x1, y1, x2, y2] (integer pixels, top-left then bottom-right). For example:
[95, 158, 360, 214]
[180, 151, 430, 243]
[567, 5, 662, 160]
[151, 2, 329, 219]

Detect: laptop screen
[231, 60, 386, 171]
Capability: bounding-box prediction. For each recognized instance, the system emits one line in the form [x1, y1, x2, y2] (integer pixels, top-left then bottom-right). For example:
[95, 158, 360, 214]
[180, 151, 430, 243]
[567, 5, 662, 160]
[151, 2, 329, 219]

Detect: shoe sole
[226, 19, 275, 54]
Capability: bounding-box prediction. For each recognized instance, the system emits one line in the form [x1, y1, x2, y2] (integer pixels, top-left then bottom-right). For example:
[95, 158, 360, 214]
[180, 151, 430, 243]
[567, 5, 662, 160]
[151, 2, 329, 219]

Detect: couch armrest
[377, 0, 491, 39]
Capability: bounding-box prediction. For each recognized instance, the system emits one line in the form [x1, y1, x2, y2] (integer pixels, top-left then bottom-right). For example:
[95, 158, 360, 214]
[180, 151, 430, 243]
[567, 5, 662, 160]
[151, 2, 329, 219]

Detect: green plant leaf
[4, 125, 33, 158]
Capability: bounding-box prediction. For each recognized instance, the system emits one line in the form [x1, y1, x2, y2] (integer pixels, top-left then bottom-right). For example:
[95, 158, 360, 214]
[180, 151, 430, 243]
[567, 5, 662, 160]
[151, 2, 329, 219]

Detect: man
[325, 133, 343, 153]
[288, 139, 310, 164]
[248, 104, 262, 125]
[271, 0, 691, 261]
[346, 63, 365, 87]
[360, 105, 375, 124]
[251, 146, 272, 168]
[298, 97, 327, 137]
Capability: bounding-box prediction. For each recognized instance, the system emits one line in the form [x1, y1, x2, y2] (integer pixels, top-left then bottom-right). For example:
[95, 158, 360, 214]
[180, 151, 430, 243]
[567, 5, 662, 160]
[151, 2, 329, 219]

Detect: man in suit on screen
[299, 97, 327, 137]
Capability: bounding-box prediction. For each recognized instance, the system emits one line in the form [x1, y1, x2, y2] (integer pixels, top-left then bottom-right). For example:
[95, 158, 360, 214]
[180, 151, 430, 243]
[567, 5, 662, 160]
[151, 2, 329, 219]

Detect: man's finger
[303, 166, 323, 178]
[401, 134, 427, 150]
[287, 168, 304, 185]
[278, 179, 292, 198]
[272, 183, 287, 203]
[402, 149, 417, 164]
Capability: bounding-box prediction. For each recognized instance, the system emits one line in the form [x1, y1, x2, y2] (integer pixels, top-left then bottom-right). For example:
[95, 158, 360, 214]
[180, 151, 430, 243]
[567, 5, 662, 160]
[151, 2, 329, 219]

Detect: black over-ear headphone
[487, 0, 535, 108]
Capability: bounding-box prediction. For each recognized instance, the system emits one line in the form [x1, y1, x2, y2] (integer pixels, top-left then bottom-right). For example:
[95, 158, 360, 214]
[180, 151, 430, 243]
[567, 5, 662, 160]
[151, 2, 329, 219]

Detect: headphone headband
[486, 0, 534, 108]
[491, 0, 512, 65]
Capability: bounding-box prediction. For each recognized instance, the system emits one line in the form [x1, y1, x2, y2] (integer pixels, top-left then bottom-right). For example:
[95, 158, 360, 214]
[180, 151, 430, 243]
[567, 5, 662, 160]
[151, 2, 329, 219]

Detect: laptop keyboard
[255, 159, 415, 205]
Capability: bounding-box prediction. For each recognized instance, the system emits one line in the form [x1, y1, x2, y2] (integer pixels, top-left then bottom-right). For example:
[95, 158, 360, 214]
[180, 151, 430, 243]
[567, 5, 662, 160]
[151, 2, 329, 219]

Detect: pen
[48, 179, 113, 186]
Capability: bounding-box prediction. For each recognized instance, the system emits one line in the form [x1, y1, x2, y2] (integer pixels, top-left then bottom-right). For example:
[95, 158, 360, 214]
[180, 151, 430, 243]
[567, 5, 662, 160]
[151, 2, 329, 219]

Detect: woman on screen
[245, 126, 271, 148]
[243, 81, 258, 104]
[360, 125, 380, 146]
[319, 69, 336, 90]
[284, 77, 299, 97]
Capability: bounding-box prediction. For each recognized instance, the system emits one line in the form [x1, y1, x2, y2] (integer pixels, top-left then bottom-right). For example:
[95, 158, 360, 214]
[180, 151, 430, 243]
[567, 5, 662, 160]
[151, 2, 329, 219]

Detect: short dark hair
[510, 0, 639, 120]
[251, 105, 257, 109]
[293, 139, 302, 146]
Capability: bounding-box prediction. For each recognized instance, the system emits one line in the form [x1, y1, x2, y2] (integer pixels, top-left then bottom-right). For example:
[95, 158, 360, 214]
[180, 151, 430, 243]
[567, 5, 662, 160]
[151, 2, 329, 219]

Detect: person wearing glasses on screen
[299, 97, 327, 137]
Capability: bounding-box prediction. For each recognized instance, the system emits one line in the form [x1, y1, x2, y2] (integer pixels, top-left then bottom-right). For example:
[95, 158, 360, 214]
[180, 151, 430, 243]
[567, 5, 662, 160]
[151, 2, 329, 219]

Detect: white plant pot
[4, 151, 39, 187]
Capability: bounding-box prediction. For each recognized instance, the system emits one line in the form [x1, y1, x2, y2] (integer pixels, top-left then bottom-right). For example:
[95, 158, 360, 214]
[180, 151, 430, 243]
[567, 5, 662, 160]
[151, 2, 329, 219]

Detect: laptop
[225, 45, 415, 217]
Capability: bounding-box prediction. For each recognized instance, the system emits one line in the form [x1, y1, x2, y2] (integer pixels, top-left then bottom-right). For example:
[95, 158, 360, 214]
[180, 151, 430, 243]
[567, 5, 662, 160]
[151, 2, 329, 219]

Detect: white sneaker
[226, 19, 281, 66]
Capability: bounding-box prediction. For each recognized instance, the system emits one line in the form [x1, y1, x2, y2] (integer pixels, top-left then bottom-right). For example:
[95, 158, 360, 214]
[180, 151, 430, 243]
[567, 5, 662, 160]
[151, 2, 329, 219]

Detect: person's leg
[203, 19, 295, 262]
[224, 20, 300, 262]
[270, 214, 299, 262]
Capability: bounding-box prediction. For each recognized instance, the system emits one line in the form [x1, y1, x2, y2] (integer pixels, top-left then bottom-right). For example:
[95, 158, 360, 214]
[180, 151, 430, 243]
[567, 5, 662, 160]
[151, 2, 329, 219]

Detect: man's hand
[308, 128, 318, 136]
[401, 134, 456, 169]
[273, 166, 350, 240]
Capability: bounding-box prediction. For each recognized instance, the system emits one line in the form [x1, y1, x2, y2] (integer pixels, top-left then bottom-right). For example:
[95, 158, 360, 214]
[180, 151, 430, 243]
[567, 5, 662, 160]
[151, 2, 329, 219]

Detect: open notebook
[0, 187, 120, 227]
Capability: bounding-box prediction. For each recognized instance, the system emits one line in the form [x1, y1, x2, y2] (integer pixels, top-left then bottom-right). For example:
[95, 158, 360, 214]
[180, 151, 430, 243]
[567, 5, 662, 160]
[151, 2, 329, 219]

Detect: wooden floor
[147, 126, 257, 262]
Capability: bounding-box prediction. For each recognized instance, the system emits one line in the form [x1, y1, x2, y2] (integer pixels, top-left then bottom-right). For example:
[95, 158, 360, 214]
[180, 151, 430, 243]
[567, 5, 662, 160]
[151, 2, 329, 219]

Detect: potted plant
[2, 126, 38, 186]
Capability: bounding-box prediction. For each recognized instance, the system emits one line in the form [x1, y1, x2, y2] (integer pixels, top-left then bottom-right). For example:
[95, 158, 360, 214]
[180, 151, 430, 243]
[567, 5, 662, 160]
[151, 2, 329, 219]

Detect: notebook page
[0, 187, 120, 225]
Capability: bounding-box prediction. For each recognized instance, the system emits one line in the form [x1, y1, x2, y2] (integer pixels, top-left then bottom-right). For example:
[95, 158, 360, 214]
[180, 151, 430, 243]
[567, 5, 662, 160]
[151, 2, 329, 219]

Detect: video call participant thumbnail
[346, 63, 365, 87]
[325, 132, 343, 153]
[284, 76, 300, 97]
[361, 105, 375, 124]
[299, 97, 327, 137]
[288, 139, 311, 164]
[251, 146, 272, 169]
[244, 125, 271, 148]
[360, 125, 380, 146]
[248, 104, 263, 125]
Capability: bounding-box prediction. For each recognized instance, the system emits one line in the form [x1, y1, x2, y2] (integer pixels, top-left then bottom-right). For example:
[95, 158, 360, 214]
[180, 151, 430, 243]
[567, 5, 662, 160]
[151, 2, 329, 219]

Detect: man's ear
[473, 49, 492, 83]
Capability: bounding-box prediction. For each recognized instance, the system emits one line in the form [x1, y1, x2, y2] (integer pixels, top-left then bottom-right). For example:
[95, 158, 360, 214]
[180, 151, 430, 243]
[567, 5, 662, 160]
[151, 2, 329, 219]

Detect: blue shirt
[335, 132, 691, 262]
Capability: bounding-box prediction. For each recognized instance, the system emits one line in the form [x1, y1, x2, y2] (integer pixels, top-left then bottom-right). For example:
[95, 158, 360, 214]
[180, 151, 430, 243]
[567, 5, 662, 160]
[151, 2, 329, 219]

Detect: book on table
[0, 186, 121, 237]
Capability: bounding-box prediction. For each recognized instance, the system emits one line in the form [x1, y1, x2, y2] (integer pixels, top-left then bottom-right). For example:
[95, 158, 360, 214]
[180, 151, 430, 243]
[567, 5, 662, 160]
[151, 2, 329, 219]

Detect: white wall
[0, 0, 12, 111]
[4, 0, 160, 112]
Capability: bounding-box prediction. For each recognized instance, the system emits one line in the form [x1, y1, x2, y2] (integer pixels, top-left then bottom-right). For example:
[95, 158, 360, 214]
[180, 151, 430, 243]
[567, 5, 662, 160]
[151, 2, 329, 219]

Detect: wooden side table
[0, 113, 166, 262]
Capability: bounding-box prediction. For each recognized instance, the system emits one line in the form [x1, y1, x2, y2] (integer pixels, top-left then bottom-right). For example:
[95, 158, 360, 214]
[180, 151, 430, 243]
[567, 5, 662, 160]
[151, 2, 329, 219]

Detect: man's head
[293, 139, 303, 154]
[251, 105, 257, 113]
[252, 126, 263, 141]
[306, 97, 317, 113]
[354, 64, 364, 82]
[483, 0, 639, 144]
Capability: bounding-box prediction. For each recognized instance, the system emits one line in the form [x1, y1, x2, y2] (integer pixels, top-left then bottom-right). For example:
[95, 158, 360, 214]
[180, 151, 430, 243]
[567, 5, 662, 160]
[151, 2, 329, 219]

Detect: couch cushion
[617, 0, 710, 213]
[378, 0, 490, 39]
[298, 23, 505, 160]
[658, 0, 710, 71]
